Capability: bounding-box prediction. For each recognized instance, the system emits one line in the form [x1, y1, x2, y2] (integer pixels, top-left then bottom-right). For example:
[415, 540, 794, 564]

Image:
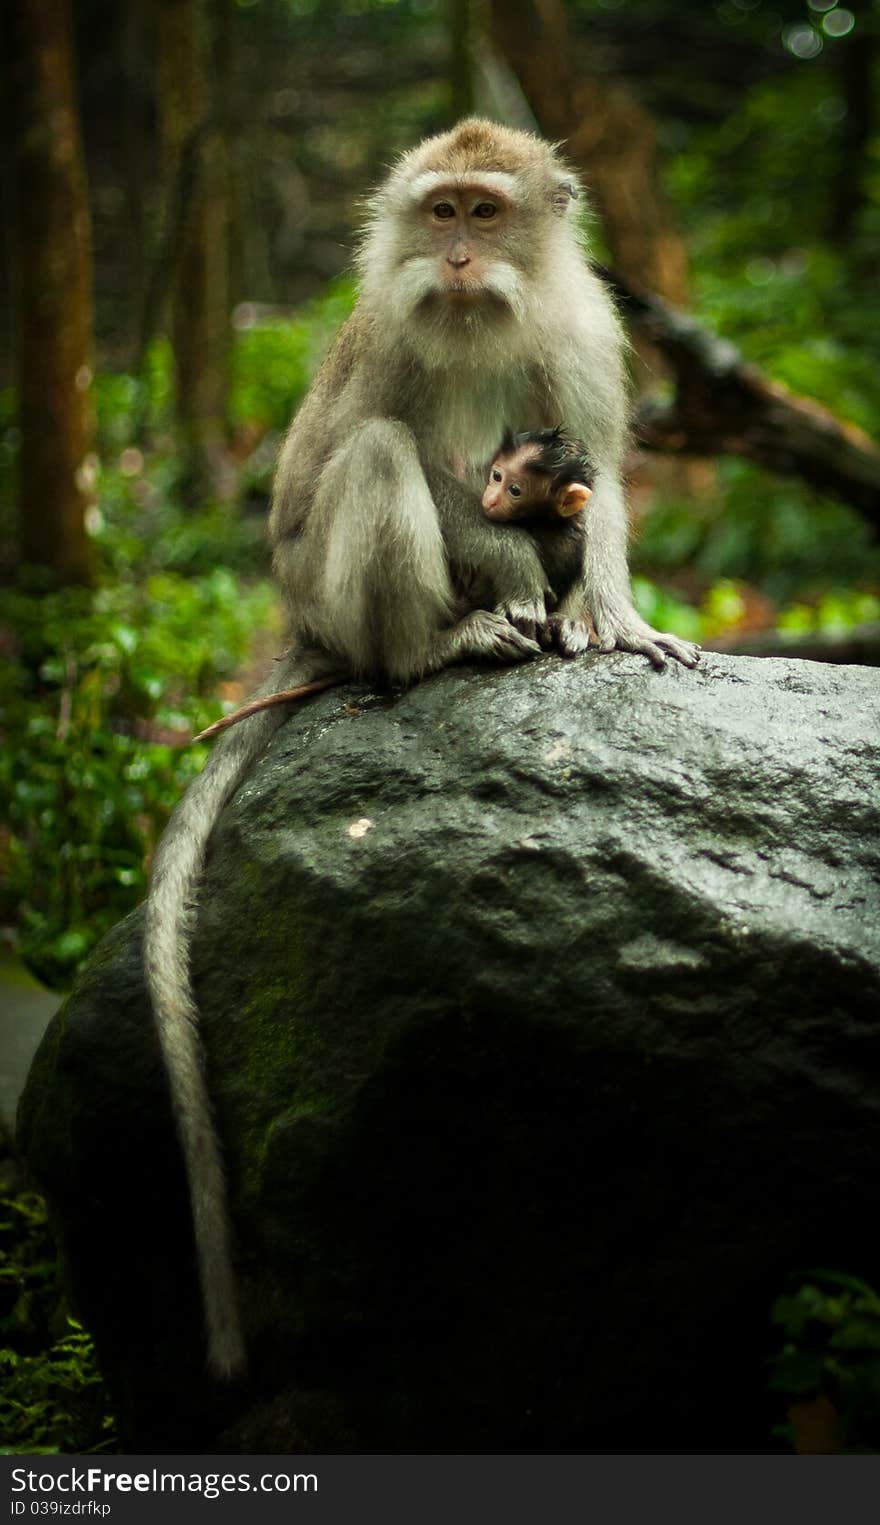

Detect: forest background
[2, 0, 879, 991]
[1, 0, 880, 1455]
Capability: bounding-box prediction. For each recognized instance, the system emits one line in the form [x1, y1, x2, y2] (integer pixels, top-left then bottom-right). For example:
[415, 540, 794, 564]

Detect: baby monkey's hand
[496, 591, 555, 646]
[540, 614, 594, 657]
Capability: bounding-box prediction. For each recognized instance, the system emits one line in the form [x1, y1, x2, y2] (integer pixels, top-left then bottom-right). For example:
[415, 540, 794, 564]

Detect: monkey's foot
[596, 615, 700, 670]
[494, 597, 552, 646]
[454, 609, 541, 664]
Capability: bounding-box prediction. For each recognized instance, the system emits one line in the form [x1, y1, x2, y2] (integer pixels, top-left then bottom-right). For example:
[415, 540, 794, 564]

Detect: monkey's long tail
[144, 648, 340, 1378]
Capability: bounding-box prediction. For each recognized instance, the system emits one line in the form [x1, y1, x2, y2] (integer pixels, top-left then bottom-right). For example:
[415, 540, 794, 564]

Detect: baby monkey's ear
[555, 483, 592, 518]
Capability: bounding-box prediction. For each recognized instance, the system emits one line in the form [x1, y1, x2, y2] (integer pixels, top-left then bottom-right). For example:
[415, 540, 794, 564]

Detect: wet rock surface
[18, 651, 880, 1452]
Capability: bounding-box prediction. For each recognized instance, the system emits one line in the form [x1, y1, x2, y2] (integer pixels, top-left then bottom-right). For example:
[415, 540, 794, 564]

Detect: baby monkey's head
[482, 426, 595, 523]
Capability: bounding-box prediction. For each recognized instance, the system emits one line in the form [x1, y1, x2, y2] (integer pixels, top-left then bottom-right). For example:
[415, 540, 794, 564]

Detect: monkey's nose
[447, 251, 471, 269]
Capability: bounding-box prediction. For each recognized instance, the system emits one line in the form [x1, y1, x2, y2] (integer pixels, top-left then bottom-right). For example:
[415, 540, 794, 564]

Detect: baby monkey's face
[482, 443, 592, 523]
[482, 443, 548, 521]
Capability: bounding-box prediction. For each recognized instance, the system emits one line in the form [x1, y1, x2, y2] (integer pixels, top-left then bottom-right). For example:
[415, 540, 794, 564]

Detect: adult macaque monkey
[146, 118, 699, 1381]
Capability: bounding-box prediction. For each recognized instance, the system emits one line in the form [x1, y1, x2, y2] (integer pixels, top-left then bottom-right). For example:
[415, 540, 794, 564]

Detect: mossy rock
[18, 652, 880, 1451]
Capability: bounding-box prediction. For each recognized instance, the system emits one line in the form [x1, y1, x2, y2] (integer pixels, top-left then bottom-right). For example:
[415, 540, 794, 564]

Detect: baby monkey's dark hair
[499, 425, 595, 492]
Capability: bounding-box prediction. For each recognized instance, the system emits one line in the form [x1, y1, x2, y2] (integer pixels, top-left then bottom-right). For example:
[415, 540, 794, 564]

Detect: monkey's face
[356, 123, 585, 361]
[419, 185, 515, 304]
[482, 444, 594, 523]
[370, 171, 532, 334]
[482, 444, 548, 521]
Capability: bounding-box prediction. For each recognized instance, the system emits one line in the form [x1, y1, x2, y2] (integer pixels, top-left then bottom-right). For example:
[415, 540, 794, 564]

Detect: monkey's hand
[429, 469, 554, 644]
[495, 594, 553, 646]
[541, 614, 594, 658]
[447, 609, 542, 665]
[594, 611, 700, 669]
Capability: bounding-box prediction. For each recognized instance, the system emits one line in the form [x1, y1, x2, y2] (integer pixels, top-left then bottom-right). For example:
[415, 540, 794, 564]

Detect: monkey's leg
[276, 420, 540, 681]
[427, 466, 555, 644]
[574, 473, 700, 669]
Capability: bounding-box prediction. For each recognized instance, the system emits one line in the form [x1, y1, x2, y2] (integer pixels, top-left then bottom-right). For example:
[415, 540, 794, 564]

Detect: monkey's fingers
[653, 633, 701, 668]
[627, 632, 701, 669]
[193, 677, 339, 743]
[548, 616, 593, 658]
[471, 610, 541, 661]
[594, 616, 701, 671]
[491, 624, 542, 661]
[496, 598, 550, 647]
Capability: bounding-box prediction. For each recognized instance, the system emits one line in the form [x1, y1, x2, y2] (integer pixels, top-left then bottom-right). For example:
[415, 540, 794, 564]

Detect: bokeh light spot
[823, 8, 855, 36]
[817, 96, 847, 125]
[783, 23, 823, 58]
[746, 257, 776, 286]
[119, 448, 144, 477]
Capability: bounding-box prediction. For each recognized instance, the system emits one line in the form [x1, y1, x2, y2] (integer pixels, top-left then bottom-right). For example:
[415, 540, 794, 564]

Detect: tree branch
[598, 264, 880, 526]
[706, 622, 880, 666]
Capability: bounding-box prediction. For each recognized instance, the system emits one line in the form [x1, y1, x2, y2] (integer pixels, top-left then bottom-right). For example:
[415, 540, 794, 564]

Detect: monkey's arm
[542, 280, 699, 669]
[564, 471, 699, 668]
[426, 466, 554, 643]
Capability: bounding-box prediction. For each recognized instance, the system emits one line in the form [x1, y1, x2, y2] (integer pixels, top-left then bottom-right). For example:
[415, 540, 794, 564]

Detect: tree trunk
[11, 0, 95, 586]
[831, 27, 875, 249]
[488, 0, 689, 304]
[449, 0, 477, 120]
[120, 0, 149, 343]
[154, 0, 230, 503]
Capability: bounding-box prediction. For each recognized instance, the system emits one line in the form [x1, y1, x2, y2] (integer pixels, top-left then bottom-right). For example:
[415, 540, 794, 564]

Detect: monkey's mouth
[443, 281, 486, 301]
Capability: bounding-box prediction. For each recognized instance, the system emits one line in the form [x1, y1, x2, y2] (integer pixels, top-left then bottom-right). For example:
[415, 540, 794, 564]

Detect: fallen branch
[705, 621, 880, 665]
[598, 264, 880, 526]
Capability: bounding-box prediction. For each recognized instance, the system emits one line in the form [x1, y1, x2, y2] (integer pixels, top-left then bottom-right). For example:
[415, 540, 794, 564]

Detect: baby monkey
[483, 426, 595, 615]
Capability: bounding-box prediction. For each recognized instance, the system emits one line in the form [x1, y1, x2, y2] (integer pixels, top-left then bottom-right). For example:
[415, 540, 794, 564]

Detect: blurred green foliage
[633, 459, 880, 608]
[771, 1271, 880, 1453]
[1, 573, 277, 988]
[1, 354, 279, 989]
[624, 21, 880, 628]
[668, 72, 880, 434]
[0, 1190, 115, 1454]
[230, 278, 357, 434]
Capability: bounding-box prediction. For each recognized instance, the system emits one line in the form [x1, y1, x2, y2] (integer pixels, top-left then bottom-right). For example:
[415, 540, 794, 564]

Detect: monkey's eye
[492, 469, 502, 482]
[473, 202, 497, 220]
[508, 483, 522, 498]
[433, 202, 456, 220]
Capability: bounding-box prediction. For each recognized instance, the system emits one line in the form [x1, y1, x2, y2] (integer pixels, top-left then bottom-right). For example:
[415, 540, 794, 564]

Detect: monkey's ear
[556, 483, 592, 517]
[552, 181, 579, 214]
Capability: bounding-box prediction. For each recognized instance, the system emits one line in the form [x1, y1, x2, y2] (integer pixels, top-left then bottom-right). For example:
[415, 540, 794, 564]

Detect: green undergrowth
[0, 1188, 115, 1454]
[1, 571, 278, 989]
[771, 1271, 880, 1453]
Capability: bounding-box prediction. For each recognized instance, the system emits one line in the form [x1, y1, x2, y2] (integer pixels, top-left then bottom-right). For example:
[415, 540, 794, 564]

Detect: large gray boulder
[18, 652, 880, 1452]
